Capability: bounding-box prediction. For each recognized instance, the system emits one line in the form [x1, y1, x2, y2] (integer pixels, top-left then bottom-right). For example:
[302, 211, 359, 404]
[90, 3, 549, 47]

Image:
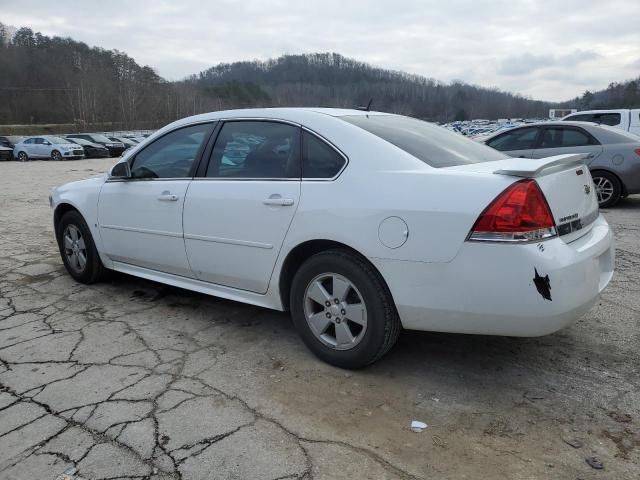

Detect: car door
[34, 137, 49, 158]
[183, 120, 301, 293]
[485, 127, 540, 158]
[20, 138, 36, 157]
[530, 126, 603, 162]
[97, 122, 215, 277]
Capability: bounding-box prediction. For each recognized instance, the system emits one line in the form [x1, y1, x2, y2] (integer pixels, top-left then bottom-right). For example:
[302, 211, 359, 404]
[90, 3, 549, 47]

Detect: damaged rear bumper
[371, 215, 614, 337]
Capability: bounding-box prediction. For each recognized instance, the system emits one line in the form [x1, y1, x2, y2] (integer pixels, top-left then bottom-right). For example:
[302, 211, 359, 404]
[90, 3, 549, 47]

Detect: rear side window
[340, 114, 507, 167]
[206, 121, 300, 179]
[539, 127, 598, 148]
[565, 113, 621, 126]
[592, 113, 621, 126]
[564, 114, 593, 122]
[302, 131, 346, 178]
[487, 127, 539, 151]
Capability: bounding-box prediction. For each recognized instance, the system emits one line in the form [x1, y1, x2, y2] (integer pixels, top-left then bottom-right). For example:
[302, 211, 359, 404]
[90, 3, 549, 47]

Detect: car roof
[169, 107, 389, 126]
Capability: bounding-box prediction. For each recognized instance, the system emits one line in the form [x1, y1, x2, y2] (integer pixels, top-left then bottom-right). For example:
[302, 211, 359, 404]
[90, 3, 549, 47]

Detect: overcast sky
[2, 0, 639, 101]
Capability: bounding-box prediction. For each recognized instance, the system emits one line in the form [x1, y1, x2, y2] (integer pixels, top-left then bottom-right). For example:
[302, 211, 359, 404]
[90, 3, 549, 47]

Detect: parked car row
[1, 131, 154, 161]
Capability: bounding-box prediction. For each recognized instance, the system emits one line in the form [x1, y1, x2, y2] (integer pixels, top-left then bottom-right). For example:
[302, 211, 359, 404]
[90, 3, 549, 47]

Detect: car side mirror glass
[110, 161, 131, 179]
[43, 141, 51, 145]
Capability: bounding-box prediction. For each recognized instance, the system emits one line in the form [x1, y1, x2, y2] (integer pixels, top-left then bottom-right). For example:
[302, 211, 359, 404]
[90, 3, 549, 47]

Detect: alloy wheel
[52, 150, 62, 161]
[303, 273, 368, 351]
[593, 176, 614, 205]
[63, 224, 87, 273]
[18, 152, 27, 162]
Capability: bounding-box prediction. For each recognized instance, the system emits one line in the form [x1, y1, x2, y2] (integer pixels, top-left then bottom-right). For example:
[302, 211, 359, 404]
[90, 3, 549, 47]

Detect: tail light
[467, 179, 557, 242]
[634, 148, 640, 157]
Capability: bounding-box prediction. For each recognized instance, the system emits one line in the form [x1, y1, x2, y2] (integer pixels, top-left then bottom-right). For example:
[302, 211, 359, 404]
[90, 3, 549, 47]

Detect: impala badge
[584, 184, 591, 195]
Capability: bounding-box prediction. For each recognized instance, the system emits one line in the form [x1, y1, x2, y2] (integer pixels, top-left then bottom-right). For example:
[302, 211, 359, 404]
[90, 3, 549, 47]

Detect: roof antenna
[356, 98, 373, 112]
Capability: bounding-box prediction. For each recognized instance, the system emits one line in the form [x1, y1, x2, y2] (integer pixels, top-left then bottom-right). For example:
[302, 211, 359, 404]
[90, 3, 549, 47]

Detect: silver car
[13, 136, 85, 162]
[483, 121, 640, 207]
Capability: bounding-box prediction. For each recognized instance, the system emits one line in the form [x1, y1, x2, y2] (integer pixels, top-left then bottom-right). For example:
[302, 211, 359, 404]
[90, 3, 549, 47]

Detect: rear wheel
[290, 249, 401, 369]
[56, 210, 106, 283]
[51, 150, 62, 161]
[17, 151, 28, 162]
[592, 171, 621, 208]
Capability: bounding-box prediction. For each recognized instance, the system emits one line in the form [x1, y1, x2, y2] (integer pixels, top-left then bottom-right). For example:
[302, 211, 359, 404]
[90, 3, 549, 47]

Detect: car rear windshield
[340, 114, 508, 167]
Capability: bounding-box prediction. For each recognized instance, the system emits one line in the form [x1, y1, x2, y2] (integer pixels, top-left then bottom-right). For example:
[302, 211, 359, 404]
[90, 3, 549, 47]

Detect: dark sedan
[65, 137, 111, 158]
[0, 146, 12, 161]
[66, 133, 126, 157]
[109, 136, 138, 149]
[0, 136, 25, 149]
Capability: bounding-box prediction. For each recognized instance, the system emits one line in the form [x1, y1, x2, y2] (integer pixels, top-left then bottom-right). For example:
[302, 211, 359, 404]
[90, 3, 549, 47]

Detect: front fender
[51, 174, 113, 268]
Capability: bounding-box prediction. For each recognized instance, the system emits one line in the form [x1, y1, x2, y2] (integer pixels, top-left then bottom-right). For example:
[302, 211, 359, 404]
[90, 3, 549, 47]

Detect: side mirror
[110, 161, 131, 179]
[43, 141, 51, 146]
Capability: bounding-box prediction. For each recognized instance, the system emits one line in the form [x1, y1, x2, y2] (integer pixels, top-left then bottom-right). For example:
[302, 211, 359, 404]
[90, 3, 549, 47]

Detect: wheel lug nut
[335, 318, 341, 323]
[326, 312, 331, 318]
[341, 309, 346, 315]
[334, 299, 340, 304]
[325, 301, 331, 307]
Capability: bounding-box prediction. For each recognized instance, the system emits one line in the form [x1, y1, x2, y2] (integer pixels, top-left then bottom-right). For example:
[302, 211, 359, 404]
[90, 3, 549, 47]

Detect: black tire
[56, 210, 106, 284]
[591, 171, 622, 208]
[290, 249, 401, 369]
[17, 151, 28, 162]
[51, 150, 62, 161]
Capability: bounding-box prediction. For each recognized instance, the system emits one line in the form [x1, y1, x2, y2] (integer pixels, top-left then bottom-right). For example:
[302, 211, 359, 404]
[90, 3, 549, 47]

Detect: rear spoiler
[493, 154, 587, 178]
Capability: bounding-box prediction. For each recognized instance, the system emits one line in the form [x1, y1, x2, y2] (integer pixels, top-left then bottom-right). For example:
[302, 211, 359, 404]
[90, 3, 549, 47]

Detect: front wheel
[56, 210, 106, 283]
[51, 150, 63, 161]
[17, 151, 28, 162]
[290, 249, 401, 369]
[592, 171, 621, 208]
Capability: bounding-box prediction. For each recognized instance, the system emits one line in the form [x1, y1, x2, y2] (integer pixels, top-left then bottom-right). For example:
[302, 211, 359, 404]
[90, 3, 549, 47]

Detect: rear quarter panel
[591, 144, 640, 193]
[283, 164, 515, 264]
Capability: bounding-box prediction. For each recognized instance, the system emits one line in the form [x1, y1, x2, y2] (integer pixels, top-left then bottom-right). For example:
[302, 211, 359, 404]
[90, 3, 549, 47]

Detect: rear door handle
[158, 193, 179, 201]
[263, 194, 294, 206]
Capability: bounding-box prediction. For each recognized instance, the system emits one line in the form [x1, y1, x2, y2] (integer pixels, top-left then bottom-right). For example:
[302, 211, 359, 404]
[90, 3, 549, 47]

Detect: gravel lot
[0, 158, 638, 480]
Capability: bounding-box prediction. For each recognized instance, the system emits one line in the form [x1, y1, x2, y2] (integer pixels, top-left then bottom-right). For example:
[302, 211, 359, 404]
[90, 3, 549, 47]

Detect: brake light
[634, 148, 640, 157]
[467, 179, 557, 242]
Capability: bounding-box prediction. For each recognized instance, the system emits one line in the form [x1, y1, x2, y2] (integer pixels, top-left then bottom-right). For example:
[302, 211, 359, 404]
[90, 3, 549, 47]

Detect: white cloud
[1, 0, 638, 101]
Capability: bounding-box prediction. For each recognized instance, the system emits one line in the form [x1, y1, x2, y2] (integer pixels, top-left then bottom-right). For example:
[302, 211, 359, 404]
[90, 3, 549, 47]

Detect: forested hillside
[560, 78, 640, 111]
[0, 24, 174, 129]
[1, 21, 638, 131]
[182, 53, 552, 121]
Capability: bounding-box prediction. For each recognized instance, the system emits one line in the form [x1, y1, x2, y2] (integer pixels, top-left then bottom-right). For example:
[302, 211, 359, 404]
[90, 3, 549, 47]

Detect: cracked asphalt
[0, 158, 639, 480]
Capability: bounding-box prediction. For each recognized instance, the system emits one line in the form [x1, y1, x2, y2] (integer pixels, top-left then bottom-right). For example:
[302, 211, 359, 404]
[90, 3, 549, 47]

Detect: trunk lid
[447, 154, 599, 242]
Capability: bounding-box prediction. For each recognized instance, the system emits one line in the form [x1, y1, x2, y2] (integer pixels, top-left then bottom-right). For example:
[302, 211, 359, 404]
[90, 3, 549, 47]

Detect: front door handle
[263, 194, 294, 206]
[158, 192, 179, 201]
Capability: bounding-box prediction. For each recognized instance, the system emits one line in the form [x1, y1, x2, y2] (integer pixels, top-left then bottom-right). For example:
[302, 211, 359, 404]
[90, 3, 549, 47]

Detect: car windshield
[340, 114, 508, 167]
[46, 136, 72, 144]
[89, 134, 112, 143]
[69, 138, 90, 145]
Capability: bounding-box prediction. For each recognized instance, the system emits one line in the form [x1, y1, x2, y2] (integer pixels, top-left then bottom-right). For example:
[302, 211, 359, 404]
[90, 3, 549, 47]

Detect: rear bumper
[88, 149, 111, 158]
[371, 215, 614, 336]
[106, 146, 126, 157]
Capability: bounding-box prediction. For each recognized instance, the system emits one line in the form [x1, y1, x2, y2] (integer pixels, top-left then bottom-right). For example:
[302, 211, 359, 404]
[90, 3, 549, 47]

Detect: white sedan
[14, 136, 85, 161]
[50, 108, 614, 368]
